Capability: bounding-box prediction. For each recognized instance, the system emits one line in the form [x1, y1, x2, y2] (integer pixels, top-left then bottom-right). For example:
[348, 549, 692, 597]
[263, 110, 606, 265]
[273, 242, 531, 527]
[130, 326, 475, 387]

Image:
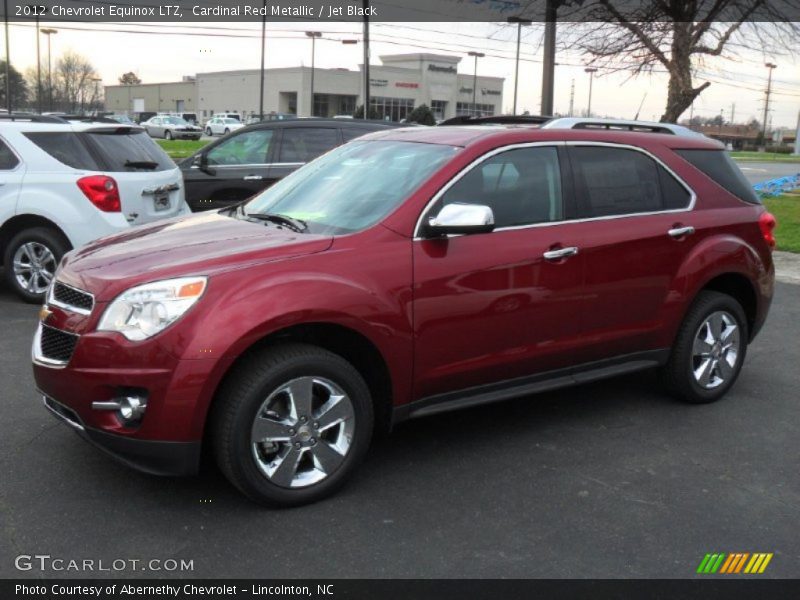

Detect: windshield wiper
[125, 160, 159, 170]
[245, 212, 308, 233]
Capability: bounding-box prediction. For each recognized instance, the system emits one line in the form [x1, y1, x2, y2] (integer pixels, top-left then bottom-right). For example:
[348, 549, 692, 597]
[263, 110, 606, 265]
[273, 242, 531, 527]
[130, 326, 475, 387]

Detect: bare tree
[559, 1, 800, 122]
[54, 51, 98, 113]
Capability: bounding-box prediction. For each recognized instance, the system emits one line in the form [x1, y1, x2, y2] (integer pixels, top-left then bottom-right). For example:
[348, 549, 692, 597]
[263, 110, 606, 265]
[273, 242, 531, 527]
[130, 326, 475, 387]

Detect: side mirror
[425, 203, 495, 236]
[193, 153, 214, 175]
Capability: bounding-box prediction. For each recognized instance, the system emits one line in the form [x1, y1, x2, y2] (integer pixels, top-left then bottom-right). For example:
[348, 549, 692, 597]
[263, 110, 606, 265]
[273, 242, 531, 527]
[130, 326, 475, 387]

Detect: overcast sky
[6, 21, 800, 128]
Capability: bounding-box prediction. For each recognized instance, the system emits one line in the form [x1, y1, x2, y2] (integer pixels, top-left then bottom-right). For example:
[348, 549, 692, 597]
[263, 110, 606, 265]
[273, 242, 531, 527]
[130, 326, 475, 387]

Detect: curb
[774, 251, 800, 285]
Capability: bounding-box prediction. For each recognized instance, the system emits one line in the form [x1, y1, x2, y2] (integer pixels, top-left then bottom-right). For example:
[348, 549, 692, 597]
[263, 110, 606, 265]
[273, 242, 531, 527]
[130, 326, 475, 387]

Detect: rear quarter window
[24, 132, 101, 170]
[675, 149, 759, 204]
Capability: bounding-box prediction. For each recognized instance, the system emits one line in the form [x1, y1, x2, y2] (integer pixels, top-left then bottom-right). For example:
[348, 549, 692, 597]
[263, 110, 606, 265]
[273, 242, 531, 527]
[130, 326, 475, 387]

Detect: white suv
[0, 115, 190, 302]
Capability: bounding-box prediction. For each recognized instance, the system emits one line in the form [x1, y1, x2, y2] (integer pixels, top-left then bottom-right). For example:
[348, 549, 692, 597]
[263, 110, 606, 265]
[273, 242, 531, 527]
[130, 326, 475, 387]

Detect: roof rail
[540, 117, 705, 138]
[438, 114, 553, 126]
[0, 113, 67, 123]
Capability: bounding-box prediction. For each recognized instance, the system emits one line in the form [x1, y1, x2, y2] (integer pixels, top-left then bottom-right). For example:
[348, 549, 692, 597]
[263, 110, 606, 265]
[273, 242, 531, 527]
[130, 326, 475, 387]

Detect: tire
[224, 128, 230, 135]
[206, 128, 212, 136]
[211, 343, 374, 507]
[661, 291, 748, 404]
[165, 130, 172, 140]
[3, 227, 69, 303]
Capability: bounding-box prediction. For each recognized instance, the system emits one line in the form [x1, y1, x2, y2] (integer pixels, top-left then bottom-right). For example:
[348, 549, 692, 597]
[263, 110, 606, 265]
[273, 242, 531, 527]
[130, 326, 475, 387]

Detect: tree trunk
[660, 22, 710, 123]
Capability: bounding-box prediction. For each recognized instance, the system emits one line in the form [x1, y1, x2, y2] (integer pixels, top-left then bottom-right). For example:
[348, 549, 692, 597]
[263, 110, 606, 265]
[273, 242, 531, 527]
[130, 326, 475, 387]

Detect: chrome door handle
[243, 175, 263, 181]
[668, 226, 695, 238]
[543, 246, 579, 261]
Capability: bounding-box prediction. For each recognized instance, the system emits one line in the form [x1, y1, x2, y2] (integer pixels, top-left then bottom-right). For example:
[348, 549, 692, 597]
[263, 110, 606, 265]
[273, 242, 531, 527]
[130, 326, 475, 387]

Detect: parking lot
[0, 275, 798, 579]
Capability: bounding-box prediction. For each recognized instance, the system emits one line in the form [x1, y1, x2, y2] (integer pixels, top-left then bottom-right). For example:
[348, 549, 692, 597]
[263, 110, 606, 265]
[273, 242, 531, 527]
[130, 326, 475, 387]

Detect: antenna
[633, 91, 648, 121]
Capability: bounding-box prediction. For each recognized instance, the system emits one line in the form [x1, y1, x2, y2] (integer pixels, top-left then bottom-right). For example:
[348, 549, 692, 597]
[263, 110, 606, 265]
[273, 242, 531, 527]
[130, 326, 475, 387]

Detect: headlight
[97, 277, 207, 341]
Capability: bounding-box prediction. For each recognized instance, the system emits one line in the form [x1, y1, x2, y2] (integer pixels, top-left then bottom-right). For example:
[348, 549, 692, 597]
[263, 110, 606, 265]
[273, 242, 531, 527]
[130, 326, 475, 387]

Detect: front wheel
[3, 227, 69, 303]
[205, 127, 212, 136]
[662, 291, 748, 404]
[165, 130, 173, 140]
[211, 344, 374, 506]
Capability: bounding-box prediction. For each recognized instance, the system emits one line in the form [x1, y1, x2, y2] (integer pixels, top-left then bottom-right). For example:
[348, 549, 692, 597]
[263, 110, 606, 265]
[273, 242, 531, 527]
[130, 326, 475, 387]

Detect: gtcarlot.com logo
[697, 552, 773, 574]
[15, 554, 194, 572]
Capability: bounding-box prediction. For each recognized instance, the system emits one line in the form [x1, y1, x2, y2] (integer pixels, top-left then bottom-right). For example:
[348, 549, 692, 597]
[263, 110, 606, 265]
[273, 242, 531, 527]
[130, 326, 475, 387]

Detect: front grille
[40, 324, 79, 363]
[52, 282, 94, 312]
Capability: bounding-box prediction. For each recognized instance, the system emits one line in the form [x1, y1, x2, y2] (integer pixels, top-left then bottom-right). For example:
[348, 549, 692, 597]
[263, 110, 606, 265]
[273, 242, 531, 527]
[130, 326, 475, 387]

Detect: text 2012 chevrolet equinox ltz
[32, 120, 776, 506]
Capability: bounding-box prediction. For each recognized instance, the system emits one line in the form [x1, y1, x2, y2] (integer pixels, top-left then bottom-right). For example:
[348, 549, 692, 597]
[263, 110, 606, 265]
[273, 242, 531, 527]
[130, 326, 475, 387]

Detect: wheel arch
[0, 214, 72, 266]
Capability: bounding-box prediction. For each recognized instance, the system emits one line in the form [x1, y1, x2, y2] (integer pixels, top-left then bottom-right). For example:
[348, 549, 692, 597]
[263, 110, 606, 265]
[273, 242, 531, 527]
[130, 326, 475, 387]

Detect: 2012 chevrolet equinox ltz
[33, 119, 776, 506]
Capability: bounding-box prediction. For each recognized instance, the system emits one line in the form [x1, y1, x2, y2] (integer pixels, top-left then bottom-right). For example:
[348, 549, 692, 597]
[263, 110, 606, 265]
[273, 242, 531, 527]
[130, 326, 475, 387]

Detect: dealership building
[104, 53, 504, 121]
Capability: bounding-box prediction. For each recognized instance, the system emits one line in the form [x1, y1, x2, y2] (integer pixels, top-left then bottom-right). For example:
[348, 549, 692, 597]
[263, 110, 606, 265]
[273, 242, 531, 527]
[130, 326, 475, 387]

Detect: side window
[437, 146, 563, 228]
[341, 128, 371, 143]
[675, 149, 758, 204]
[570, 146, 690, 217]
[206, 130, 274, 166]
[278, 128, 340, 163]
[24, 132, 101, 170]
[0, 139, 19, 169]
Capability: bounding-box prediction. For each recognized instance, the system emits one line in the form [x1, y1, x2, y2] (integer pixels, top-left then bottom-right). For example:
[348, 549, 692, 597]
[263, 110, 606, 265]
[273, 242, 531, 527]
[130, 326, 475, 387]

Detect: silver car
[142, 116, 203, 140]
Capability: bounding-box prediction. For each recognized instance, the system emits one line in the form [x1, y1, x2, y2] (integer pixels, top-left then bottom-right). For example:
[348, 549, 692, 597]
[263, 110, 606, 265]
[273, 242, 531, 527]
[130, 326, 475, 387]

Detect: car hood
[58, 211, 333, 301]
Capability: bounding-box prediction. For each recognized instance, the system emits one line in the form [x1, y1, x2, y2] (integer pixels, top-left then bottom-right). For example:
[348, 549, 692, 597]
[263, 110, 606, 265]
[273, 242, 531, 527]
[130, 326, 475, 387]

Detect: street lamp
[507, 17, 531, 115]
[27, 4, 42, 112]
[584, 67, 597, 117]
[305, 31, 322, 117]
[91, 77, 102, 113]
[468, 51, 485, 116]
[258, 0, 266, 121]
[40, 28, 57, 112]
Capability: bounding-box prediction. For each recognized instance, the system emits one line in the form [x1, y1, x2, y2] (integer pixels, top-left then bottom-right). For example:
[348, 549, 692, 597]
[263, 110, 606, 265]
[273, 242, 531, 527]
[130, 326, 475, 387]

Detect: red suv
[32, 120, 776, 506]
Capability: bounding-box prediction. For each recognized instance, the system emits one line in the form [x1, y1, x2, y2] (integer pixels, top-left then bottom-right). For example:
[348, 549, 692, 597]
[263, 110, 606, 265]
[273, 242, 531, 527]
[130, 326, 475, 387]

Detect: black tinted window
[85, 129, 174, 171]
[342, 127, 375, 143]
[571, 147, 690, 217]
[439, 146, 563, 228]
[207, 130, 274, 165]
[279, 128, 339, 163]
[25, 132, 100, 170]
[676, 149, 759, 204]
[0, 139, 19, 169]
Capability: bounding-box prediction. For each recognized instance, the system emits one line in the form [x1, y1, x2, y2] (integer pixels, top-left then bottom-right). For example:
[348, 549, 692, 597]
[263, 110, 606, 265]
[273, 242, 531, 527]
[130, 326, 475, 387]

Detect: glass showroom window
[431, 100, 447, 120]
[369, 96, 415, 122]
[456, 102, 495, 117]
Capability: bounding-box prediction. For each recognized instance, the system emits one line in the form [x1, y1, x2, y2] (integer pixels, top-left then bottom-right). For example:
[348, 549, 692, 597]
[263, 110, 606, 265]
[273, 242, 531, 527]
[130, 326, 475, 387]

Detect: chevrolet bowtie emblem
[39, 305, 53, 323]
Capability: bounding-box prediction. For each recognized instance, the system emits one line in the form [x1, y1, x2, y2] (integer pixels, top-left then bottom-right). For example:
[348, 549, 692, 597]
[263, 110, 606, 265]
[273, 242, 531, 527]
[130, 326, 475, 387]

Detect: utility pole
[468, 51, 484, 115]
[363, 0, 370, 119]
[3, 0, 11, 113]
[730, 102, 735, 125]
[793, 109, 799, 156]
[33, 8, 41, 113]
[584, 67, 597, 117]
[41, 28, 56, 112]
[761, 62, 777, 146]
[507, 16, 531, 115]
[568, 78, 574, 116]
[540, 0, 557, 116]
[258, 0, 266, 120]
[305, 31, 321, 117]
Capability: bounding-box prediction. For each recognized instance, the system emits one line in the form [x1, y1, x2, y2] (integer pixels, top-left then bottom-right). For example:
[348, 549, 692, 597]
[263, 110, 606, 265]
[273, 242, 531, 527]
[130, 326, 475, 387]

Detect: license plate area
[154, 194, 170, 211]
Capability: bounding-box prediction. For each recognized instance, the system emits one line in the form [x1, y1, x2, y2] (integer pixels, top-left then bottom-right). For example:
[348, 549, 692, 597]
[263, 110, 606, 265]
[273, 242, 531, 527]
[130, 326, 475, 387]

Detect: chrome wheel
[251, 376, 355, 488]
[692, 310, 741, 390]
[13, 242, 56, 295]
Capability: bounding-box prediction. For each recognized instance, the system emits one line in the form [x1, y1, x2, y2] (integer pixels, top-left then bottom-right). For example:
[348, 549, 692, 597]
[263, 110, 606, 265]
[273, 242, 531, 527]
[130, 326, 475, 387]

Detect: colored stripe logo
[697, 553, 773, 574]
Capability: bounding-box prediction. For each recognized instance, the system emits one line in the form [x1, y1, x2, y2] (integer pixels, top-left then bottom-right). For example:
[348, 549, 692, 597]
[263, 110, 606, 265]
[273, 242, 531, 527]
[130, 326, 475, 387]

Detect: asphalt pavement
[735, 160, 800, 185]
[0, 274, 798, 579]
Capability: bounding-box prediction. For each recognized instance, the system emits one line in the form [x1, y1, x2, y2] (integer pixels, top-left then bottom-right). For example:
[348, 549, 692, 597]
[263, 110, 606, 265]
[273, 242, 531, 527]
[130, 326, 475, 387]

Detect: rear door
[83, 127, 187, 224]
[182, 128, 277, 211]
[269, 126, 342, 181]
[565, 143, 696, 360]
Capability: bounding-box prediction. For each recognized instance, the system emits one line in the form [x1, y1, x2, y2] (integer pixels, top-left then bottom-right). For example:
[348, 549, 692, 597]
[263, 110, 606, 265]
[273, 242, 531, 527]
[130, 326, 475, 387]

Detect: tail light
[759, 211, 777, 250]
[77, 175, 121, 212]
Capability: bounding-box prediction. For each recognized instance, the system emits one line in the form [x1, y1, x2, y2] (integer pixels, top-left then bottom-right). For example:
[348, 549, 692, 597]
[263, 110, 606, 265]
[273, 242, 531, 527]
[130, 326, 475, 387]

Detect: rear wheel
[224, 128, 230, 135]
[3, 227, 69, 303]
[165, 130, 173, 140]
[662, 291, 748, 404]
[211, 343, 374, 506]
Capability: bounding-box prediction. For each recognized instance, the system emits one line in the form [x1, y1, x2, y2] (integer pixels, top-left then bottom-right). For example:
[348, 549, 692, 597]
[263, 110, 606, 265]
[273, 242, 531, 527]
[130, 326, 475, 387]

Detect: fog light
[92, 395, 147, 425]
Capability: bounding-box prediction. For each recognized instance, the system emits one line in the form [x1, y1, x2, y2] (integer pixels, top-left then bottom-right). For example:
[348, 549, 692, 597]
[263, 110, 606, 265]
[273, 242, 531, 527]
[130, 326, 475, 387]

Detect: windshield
[164, 117, 188, 125]
[244, 140, 458, 235]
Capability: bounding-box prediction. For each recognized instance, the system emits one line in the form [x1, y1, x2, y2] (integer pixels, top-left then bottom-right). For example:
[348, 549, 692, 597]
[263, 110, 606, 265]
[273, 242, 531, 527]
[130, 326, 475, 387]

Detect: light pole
[507, 16, 531, 115]
[584, 67, 597, 117]
[41, 28, 57, 112]
[468, 51, 484, 116]
[91, 77, 102, 113]
[362, 0, 370, 119]
[28, 5, 41, 112]
[761, 62, 777, 145]
[340, 39, 359, 115]
[4, 0, 11, 113]
[540, 0, 557, 116]
[258, 0, 266, 120]
[305, 31, 322, 117]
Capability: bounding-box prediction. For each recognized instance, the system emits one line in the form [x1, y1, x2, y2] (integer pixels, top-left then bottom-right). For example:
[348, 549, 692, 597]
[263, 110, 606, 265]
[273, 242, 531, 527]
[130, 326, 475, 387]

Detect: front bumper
[42, 394, 201, 476]
[172, 130, 202, 139]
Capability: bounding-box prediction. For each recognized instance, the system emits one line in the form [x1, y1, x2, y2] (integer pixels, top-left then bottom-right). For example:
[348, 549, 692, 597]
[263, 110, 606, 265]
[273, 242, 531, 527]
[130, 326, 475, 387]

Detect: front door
[412, 145, 586, 400]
